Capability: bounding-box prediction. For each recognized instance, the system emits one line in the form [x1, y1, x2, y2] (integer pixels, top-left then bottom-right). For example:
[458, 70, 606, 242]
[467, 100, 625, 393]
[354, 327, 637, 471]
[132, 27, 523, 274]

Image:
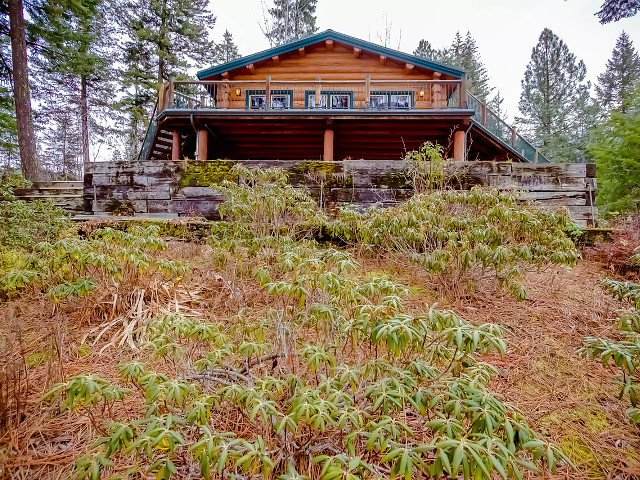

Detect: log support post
[323, 128, 334, 162]
[197, 129, 208, 161]
[171, 130, 180, 160]
[453, 130, 466, 162]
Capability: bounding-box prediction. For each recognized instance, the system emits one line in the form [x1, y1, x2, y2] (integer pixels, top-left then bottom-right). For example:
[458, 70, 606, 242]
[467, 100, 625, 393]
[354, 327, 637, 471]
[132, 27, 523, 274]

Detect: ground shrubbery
[1, 165, 587, 479]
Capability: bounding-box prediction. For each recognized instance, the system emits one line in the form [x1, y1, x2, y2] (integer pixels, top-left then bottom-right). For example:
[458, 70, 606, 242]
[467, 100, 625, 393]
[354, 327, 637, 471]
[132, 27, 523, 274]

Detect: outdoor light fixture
[235, 88, 241, 96]
[419, 90, 425, 97]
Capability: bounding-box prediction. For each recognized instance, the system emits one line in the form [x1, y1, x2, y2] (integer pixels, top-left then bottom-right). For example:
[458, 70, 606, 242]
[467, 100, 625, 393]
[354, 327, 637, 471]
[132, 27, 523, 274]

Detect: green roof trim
[197, 29, 465, 80]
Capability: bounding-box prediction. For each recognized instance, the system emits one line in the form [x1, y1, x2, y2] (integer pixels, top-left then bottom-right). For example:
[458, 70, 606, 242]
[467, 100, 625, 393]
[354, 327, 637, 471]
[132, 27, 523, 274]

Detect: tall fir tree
[0, 11, 18, 171]
[596, 0, 640, 23]
[262, 0, 317, 46]
[118, 0, 216, 159]
[32, 0, 118, 171]
[213, 30, 241, 65]
[413, 32, 492, 101]
[516, 28, 593, 163]
[596, 31, 640, 113]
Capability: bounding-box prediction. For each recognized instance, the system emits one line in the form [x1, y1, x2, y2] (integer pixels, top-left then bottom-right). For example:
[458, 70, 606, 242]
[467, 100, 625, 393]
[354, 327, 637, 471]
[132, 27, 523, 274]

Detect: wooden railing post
[167, 78, 174, 109]
[481, 103, 487, 126]
[265, 75, 271, 110]
[222, 80, 229, 109]
[458, 77, 467, 109]
[315, 77, 321, 109]
[158, 84, 165, 113]
[511, 127, 517, 148]
[365, 75, 371, 109]
[534, 148, 539, 164]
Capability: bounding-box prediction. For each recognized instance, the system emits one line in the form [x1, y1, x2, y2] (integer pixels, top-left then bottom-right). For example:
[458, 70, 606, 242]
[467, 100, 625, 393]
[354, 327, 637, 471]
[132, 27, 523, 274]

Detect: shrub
[327, 187, 580, 299]
[0, 199, 72, 248]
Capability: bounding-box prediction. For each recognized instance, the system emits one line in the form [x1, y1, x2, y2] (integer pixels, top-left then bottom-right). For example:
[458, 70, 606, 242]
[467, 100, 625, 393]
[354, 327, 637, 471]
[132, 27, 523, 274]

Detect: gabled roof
[197, 29, 465, 80]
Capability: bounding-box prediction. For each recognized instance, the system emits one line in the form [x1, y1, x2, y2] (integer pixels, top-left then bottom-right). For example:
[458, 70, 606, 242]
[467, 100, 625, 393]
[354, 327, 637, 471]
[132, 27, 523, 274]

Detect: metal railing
[159, 78, 466, 112]
[467, 92, 548, 163]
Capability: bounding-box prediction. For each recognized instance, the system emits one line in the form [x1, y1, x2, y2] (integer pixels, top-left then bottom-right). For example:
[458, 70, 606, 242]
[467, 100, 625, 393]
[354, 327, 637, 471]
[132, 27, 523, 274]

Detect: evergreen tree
[516, 28, 592, 163]
[32, 0, 117, 169]
[413, 39, 449, 64]
[596, 31, 640, 113]
[413, 32, 492, 101]
[589, 88, 640, 214]
[213, 30, 241, 65]
[488, 90, 506, 120]
[118, 0, 216, 159]
[596, 0, 640, 23]
[7, 0, 39, 180]
[262, 0, 317, 46]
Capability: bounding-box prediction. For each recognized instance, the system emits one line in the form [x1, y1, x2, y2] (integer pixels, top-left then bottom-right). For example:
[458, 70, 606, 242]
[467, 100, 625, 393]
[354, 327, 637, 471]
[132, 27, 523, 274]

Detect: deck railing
[467, 93, 548, 163]
[159, 78, 466, 112]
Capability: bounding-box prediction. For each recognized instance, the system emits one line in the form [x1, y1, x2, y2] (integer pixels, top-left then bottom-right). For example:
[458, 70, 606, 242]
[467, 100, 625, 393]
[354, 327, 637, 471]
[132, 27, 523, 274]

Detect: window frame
[369, 90, 415, 110]
[305, 90, 354, 109]
[245, 89, 294, 110]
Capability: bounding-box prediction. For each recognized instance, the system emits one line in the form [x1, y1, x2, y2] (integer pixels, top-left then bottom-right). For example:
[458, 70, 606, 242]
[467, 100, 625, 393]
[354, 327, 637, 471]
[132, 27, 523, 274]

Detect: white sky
[209, 0, 640, 123]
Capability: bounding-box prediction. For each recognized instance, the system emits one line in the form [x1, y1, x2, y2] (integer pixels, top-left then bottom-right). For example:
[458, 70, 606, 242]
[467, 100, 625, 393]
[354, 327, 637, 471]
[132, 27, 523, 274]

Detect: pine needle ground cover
[0, 168, 638, 479]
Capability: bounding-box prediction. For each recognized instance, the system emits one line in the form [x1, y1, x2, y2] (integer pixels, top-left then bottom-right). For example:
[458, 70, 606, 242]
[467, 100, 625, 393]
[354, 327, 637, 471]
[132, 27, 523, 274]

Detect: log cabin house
[140, 30, 547, 164]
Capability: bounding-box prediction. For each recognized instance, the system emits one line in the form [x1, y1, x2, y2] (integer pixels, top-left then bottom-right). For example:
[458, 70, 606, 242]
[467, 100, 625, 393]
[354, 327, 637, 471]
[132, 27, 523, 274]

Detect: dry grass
[0, 238, 638, 479]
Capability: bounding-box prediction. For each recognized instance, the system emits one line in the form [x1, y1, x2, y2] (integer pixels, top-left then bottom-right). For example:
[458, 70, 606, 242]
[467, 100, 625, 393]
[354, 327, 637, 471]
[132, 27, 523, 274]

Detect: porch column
[197, 129, 208, 160]
[171, 130, 180, 160]
[453, 130, 466, 161]
[323, 129, 334, 161]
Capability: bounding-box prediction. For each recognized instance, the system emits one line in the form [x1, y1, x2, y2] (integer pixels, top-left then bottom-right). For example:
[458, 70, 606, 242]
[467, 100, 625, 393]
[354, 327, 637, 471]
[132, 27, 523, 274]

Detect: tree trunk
[8, 0, 39, 181]
[81, 75, 90, 168]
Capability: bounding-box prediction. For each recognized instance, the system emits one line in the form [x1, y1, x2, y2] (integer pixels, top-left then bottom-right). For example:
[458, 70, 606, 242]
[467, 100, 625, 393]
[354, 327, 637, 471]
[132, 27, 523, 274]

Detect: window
[305, 91, 353, 109]
[246, 90, 293, 109]
[307, 93, 327, 109]
[248, 94, 266, 110]
[390, 93, 411, 109]
[330, 94, 350, 109]
[369, 91, 414, 110]
[369, 94, 388, 109]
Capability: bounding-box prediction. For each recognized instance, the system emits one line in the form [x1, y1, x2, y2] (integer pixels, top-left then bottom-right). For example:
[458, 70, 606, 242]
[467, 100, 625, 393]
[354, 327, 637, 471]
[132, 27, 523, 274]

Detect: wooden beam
[378, 55, 387, 66]
[247, 63, 256, 75]
[221, 71, 229, 79]
[171, 130, 180, 160]
[404, 63, 414, 74]
[325, 39, 334, 51]
[197, 129, 208, 160]
[271, 55, 280, 65]
[453, 130, 466, 161]
[323, 129, 334, 161]
[298, 47, 305, 57]
[353, 47, 361, 58]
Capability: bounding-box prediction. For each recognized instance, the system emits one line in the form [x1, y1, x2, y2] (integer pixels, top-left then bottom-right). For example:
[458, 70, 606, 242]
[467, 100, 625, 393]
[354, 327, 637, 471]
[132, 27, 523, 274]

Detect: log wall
[84, 160, 598, 227]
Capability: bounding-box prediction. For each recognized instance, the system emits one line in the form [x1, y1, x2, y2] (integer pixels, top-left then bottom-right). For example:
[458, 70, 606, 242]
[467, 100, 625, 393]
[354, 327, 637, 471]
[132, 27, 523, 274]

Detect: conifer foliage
[262, 0, 318, 46]
[596, 0, 640, 23]
[517, 28, 596, 163]
[213, 30, 241, 65]
[596, 32, 640, 113]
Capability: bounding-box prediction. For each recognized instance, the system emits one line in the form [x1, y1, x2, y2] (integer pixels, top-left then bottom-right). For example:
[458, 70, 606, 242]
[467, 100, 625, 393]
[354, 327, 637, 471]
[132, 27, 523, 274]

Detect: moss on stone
[373, 172, 411, 189]
[178, 160, 239, 187]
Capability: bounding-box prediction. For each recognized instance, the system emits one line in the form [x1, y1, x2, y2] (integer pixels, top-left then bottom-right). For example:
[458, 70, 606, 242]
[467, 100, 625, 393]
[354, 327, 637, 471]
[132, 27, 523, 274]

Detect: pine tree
[118, 0, 216, 159]
[589, 88, 640, 213]
[413, 39, 449, 64]
[262, 0, 317, 46]
[213, 30, 241, 65]
[414, 33, 492, 101]
[7, 0, 39, 180]
[516, 28, 593, 163]
[596, 0, 640, 23]
[596, 31, 640, 113]
[488, 90, 506, 120]
[32, 0, 117, 169]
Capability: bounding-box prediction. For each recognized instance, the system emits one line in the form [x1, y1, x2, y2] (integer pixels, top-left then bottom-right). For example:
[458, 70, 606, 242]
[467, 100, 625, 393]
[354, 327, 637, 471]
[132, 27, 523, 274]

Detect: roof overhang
[197, 30, 465, 80]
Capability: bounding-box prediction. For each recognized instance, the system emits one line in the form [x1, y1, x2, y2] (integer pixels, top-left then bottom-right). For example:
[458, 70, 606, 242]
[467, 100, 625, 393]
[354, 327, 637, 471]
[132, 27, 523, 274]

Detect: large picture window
[305, 91, 353, 109]
[369, 91, 414, 110]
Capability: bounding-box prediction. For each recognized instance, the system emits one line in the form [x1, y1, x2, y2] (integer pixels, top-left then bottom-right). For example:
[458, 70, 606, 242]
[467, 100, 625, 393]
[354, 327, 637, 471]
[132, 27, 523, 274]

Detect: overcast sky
[209, 0, 640, 123]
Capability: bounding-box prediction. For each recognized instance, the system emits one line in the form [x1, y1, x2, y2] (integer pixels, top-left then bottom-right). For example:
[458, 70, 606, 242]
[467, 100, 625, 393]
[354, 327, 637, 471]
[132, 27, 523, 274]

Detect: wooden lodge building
[141, 30, 545, 164]
[71, 30, 596, 226]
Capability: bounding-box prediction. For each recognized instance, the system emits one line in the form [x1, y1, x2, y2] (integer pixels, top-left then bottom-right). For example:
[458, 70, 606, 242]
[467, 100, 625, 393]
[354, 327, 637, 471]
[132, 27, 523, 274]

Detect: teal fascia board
[197, 30, 465, 80]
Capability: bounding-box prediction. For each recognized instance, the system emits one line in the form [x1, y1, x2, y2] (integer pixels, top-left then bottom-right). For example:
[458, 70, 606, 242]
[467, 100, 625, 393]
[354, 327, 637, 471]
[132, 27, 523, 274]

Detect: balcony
[158, 79, 467, 112]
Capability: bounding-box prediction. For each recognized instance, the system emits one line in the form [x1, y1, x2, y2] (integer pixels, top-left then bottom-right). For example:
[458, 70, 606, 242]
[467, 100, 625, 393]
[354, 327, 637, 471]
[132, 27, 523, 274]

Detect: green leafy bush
[327, 187, 580, 299]
[0, 199, 71, 248]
